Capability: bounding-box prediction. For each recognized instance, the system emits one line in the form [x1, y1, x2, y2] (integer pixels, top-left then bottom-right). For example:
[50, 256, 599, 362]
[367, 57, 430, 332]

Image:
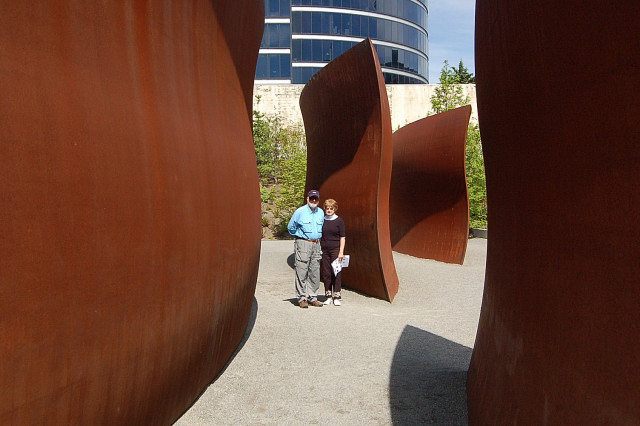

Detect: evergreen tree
[454, 60, 475, 83]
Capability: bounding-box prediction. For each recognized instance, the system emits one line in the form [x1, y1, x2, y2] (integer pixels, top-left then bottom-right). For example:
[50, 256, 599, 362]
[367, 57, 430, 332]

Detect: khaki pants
[294, 239, 322, 302]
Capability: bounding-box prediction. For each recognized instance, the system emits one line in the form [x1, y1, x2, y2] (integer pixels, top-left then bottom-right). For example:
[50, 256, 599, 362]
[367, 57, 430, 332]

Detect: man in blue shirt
[288, 189, 325, 308]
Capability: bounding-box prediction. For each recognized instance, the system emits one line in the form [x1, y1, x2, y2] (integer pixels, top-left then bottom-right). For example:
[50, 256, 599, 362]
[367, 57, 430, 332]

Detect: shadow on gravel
[283, 297, 298, 306]
[286, 253, 295, 269]
[389, 325, 472, 425]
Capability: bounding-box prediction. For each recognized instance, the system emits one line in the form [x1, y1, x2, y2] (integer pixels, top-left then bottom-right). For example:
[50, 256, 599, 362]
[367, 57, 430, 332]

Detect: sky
[427, 0, 476, 83]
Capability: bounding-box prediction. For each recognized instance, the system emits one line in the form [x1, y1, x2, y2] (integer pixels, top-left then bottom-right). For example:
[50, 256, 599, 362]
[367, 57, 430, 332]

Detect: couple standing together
[287, 190, 346, 308]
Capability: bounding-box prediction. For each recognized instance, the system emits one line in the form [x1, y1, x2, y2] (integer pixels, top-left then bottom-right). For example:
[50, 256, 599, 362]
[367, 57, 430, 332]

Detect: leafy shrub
[253, 106, 307, 236]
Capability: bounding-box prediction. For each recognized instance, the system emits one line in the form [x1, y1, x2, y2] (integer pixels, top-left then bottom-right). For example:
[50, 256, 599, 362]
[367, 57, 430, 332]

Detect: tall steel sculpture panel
[468, 1, 640, 424]
[0, 1, 263, 424]
[390, 106, 471, 264]
[300, 38, 399, 302]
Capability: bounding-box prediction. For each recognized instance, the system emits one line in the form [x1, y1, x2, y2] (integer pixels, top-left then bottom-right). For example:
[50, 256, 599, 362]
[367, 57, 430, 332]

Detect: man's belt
[297, 238, 319, 242]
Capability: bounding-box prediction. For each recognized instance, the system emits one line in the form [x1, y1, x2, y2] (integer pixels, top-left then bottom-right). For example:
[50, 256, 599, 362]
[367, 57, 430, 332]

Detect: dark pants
[321, 245, 342, 294]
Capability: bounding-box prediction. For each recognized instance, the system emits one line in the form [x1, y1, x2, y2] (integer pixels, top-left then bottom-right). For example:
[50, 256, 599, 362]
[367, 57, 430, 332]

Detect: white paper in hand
[331, 258, 342, 275]
[341, 255, 350, 267]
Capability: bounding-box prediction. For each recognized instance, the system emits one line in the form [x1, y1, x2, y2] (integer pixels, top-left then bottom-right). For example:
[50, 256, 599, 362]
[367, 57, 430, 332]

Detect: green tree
[430, 61, 487, 229]
[431, 60, 471, 114]
[253, 103, 308, 236]
[253, 110, 275, 184]
[454, 59, 475, 83]
[465, 124, 487, 228]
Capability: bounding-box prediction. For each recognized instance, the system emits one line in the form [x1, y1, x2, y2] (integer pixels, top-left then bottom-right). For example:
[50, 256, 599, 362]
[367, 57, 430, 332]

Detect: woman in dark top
[320, 199, 346, 305]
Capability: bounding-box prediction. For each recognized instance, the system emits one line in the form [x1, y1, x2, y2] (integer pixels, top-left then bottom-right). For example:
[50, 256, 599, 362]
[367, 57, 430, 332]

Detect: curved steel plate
[468, 1, 640, 423]
[300, 38, 399, 302]
[390, 106, 471, 264]
[0, 1, 262, 423]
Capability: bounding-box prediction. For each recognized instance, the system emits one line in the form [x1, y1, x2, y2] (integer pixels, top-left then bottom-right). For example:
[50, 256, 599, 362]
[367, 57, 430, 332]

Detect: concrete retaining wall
[253, 84, 478, 131]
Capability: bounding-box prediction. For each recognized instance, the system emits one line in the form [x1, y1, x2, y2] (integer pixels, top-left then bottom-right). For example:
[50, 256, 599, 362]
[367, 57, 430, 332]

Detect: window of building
[280, 55, 291, 78]
[256, 54, 291, 79]
[322, 40, 333, 60]
[295, 67, 322, 83]
[270, 55, 280, 77]
[292, 39, 301, 61]
[312, 12, 322, 33]
[256, 55, 268, 79]
[322, 13, 331, 33]
[312, 39, 323, 61]
[301, 39, 312, 60]
[266, 0, 290, 17]
[368, 16, 377, 38]
[352, 15, 361, 35]
[261, 23, 291, 48]
[303, 12, 312, 32]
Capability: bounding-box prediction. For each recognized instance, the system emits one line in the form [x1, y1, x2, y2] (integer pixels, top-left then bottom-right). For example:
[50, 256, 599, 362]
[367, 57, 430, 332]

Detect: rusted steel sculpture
[0, 1, 262, 424]
[300, 38, 399, 302]
[468, 1, 640, 424]
[389, 106, 471, 264]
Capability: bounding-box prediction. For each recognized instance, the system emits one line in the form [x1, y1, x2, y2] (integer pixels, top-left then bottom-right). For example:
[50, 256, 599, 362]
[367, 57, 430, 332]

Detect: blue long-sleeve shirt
[288, 204, 324, 240]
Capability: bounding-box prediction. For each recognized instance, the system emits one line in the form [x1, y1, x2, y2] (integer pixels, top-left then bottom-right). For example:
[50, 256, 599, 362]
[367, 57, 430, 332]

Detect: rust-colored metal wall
[390, 106, 471, 264]
[468, 1, 640, 423]
[300, 38, 399, 302]
[0, 1, 263, 424]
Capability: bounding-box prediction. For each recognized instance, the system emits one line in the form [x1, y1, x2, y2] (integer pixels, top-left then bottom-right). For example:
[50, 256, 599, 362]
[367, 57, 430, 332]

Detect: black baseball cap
[307, 190, 320, 198]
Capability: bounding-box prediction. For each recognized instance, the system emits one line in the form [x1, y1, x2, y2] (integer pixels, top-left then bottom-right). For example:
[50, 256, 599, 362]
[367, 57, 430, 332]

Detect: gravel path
[175, 238, 486, 425]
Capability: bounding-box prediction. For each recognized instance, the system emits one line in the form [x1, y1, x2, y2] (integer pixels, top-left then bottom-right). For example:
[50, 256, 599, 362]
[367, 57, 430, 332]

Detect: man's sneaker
[323, 297, 333, 305]
[299, 299, 309, 308]
[309, 300, 323, 307]
[333, 298, 342, 306]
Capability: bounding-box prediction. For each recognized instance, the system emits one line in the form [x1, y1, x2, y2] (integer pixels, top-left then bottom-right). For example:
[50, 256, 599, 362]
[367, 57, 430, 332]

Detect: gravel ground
[175, 238, 486, 425]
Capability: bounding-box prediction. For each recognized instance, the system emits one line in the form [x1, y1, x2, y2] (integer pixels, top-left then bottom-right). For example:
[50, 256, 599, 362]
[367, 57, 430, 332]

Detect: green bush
[253, 105, 307, 236]
[466, 124, 487, 228]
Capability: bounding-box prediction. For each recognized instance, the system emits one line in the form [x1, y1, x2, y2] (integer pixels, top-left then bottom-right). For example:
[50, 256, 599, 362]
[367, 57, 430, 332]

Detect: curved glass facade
[257, 0, 428, 84]
[291, 0, 426, 28]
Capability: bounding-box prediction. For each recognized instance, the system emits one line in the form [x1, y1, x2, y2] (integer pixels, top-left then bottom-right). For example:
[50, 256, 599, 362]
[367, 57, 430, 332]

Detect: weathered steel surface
[468, 2, 640, 424]
[389, 106, 471, 264]
[300, 38, 399, 302]
[0, 1, 263, 424]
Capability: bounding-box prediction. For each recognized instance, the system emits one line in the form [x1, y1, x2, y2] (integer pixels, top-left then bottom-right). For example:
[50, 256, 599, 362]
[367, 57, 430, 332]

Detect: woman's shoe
[323, 297, 333, 305]
[333, 298, 341, 306]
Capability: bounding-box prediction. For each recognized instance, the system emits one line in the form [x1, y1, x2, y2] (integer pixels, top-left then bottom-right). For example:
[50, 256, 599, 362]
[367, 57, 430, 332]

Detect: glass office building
[256, 0, 428, 85]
